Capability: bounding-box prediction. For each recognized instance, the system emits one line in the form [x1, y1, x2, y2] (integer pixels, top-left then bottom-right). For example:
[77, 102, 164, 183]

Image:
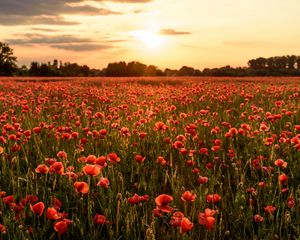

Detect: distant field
[0, 77, 299, 239]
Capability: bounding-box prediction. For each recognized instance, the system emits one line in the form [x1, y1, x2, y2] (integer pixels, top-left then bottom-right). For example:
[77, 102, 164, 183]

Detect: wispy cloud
[6, 33, 118, 52]
[52, 43, 115, 52]
[0, 15, 78, 26]
[160, 29, 191, 35]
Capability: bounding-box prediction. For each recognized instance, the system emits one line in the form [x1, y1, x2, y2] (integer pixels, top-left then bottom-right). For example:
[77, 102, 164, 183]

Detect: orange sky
[1, 0, 300, 69]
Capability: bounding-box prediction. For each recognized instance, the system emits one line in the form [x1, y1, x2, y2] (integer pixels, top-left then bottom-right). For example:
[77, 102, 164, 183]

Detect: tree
[0, 42, 17, 76]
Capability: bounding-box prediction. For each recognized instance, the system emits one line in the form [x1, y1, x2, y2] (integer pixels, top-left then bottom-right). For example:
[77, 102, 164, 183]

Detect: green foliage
[0, 42, 17, 76]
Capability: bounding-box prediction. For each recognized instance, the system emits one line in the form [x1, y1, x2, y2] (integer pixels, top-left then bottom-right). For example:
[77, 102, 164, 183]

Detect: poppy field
[0, 77, 299, 239]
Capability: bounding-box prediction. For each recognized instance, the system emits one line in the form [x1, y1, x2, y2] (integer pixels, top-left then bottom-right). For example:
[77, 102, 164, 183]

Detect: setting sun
[131, 30, 166, 49]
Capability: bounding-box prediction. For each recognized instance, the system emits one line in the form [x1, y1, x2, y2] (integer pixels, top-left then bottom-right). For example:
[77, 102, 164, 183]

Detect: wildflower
[180, 217, 194, 233]
[107, 153, 120, 164]
[134, 154, 146, 164]
[30, 202, 45, 217]
[46, 208, 61, 220]
[74, 181, 89, 194]
[181, 191, 196, 202]
[253, 214, 264, 222]
[82, 164, 101, 176]
[97, 178, 110, 188]
[278, 173, 288, 186]
[93, 214, 109, 225]
[155, 194, 174, 213]
[198, 208, 217, 230]
[264, 205, 276, 214]
[206, 194, 221, 203]
[35, 164, 49, 174]
[274, 159, 287, 168]
[54, 219, 72, 235]
[49, 162, 64, 175]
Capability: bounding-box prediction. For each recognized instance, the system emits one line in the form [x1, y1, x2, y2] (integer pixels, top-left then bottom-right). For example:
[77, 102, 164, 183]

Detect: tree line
[1, 42, 300, 77]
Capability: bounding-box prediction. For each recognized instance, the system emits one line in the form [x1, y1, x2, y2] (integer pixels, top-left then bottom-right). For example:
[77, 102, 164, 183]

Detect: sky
[1, 0, 300, 70]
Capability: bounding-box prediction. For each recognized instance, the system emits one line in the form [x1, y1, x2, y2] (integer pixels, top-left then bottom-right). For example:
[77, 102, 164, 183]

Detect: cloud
[6, 33, 117, 52]
[0, 0, 127, 26]
[0, 15, 78, 26]
[6, 35, 93, 45]
[160, 29, 191, 35]
[51, 43, 115, 51]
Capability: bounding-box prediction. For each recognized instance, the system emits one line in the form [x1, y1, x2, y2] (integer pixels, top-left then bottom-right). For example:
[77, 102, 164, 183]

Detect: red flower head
[57, 151, 67, 160]
[49, 162, 64, 175]
[74, 181, 89, 194]
[128, 194, 141, 205]
[155, 194, 174, 212]
[180, 217, 194, 234]
[30, 202, 45, 217]
[274, 159, 287, 168]
[170, 211, 184, 227]
[97, 177, 110, 188]
[278, 173, 288, 186]
[85, 155, 97, 164]
[54, 219, 72, 235]
[35, 164, 49, 174]
[198, 208, 217, 230]
[107, 153, 120, 164]
[181, 191, 196, 202]
[93, 214, 109, 225]
[46, 207, 61, 220]
[253, 214, 264, 223]
[82, 164, 101, 177]
[198, 176, 209, 184]
[0, 224, 6, 234]
[206, 194, 221, 203]
[134, 154, 146, 164]
[264, 205, 276, 214]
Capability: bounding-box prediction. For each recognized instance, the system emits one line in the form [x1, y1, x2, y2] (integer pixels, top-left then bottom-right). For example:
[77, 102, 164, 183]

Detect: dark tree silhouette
[0, 42, 17, 76]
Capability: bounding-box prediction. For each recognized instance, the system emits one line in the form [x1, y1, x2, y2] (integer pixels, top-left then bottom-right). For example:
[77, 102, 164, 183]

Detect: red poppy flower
[3, 195, 14, 205]
[264, 205, 276, 214]
[170, 211, 184, 227]
[82, 164, 101, 176]
[134, 154, 146, 164]
[253, 214, 264, 222]
[52, 197, 63, 210]
[287, 197, 295, 208]
[97, 177, 110, 188]
[30, 202, 45, 216]
[181, 191, 196, 202]
[49, 162, 64, 175]
[128, 194, 141, 205]
[46, 208, 61, 220]
[180, 217, 194, 233]
[35, 164, 49, 174]
[206, 194, 221, 203]
[93, 214, 109, 225]
[274, 159, 287, 168]
[278, 173, 288, 185]
[198, 176, 209, 184]
[107, 153, 120, 164]
[85, 155, 97, 164]
[155, 194, 174, 212]
[74, 181, 89, 194]
[198, 208, 217, 230]
[0, 224, 6, 234]
[54, 219, 72, 235]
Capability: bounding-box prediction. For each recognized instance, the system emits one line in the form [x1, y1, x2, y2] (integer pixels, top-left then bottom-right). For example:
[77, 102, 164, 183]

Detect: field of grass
[0, 77, 299, 239]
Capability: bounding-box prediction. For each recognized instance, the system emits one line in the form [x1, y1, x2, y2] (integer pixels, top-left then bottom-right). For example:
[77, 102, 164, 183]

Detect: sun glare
[131, 30, 165, 49]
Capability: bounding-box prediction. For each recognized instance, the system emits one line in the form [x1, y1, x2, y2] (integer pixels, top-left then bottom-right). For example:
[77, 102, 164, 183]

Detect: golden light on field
[131, 30, 166, 50]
